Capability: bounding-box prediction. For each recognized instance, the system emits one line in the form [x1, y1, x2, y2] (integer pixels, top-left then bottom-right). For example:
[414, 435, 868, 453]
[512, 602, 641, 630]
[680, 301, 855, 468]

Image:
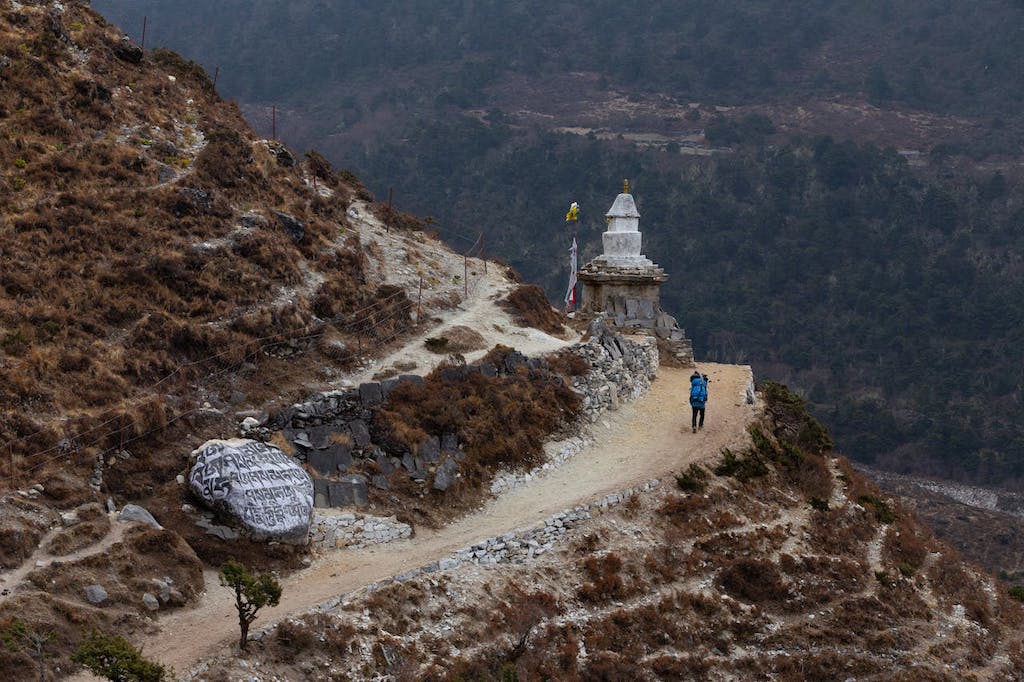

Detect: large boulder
[188, 439, 313, 544]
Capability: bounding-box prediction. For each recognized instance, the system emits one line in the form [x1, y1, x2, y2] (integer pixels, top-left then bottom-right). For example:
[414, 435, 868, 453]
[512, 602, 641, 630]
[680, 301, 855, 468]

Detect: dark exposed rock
[358, 382, 383, 406]
[271, 144, 295, 167]
[349, 419, 372, 447]
[433, 457, 460, 491]
[441, 432, 459, 454]
[113, 36, 144, 64]
[272, 210, 305, 243]
[381, 377, 401, 397]
[307, 442, 352, 475]
[327, 475, 368, 507]
[313, 479, 328, 508]
[419, 436, 441, 464]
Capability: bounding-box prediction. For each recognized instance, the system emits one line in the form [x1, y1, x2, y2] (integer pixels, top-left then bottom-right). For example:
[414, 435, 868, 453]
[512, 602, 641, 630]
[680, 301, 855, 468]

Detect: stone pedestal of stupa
[577, 183, 693, 365]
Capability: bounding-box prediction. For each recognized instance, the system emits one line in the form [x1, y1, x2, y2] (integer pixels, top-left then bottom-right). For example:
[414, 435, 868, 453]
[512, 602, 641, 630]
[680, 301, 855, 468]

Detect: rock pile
[240, 375, 467, 507]
[309, 511, 412, 549]
[567, 317, 659, 421]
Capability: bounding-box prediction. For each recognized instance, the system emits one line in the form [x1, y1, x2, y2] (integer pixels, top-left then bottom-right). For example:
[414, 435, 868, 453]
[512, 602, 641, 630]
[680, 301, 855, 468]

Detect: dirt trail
[137, 361, 756, 675]
[0, 513, 129, 606]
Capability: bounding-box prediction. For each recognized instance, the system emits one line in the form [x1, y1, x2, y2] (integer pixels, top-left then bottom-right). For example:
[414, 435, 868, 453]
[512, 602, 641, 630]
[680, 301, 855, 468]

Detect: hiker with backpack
[690, 370, 708, 433]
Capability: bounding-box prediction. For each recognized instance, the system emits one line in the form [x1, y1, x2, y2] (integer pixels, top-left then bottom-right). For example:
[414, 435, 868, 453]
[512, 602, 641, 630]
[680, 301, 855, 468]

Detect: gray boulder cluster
[567, 318, 660, 421]
[243, 374, 466, 507]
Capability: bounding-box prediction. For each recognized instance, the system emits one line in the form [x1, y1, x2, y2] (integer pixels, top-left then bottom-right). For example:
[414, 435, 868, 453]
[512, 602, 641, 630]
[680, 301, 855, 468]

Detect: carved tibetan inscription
[189, 439, 313, 543]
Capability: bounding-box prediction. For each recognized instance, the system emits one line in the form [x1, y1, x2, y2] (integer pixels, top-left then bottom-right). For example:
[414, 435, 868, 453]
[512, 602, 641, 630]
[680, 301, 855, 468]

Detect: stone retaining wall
[309, 511, 412, 549]
[309, 478, 662, 615]
[567, 318, 659, 422]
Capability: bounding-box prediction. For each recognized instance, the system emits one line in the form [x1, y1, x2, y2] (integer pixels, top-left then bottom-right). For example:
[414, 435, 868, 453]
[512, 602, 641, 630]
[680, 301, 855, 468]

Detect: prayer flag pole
[564, 202, 579, 312]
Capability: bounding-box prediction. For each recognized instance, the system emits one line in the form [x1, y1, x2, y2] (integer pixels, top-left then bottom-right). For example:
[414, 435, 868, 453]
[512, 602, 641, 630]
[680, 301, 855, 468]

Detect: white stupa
[577, 180, 693, 364]
[592, 181, 655, 268]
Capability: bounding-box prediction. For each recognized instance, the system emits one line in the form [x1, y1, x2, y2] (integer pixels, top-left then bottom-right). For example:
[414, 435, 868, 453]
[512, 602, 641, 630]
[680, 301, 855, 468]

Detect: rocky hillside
[195, 383, 1024, 680]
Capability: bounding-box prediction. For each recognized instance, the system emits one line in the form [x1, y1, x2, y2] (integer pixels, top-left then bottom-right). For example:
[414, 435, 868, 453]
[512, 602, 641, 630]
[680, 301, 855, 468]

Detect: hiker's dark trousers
[692, 406, 705, 429]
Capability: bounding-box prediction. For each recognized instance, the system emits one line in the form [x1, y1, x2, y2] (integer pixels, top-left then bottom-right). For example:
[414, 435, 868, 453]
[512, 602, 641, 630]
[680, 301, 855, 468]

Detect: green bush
[858, 494, 895, 524]
[675, 463, 708, 493]
[714, 448, 769, 481]
[220, 558, 283, 651]
[72, 632, 168, 682]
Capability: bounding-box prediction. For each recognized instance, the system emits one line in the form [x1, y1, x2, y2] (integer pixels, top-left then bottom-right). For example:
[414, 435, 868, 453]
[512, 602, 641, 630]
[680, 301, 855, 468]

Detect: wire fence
[2, 226, 494, 488]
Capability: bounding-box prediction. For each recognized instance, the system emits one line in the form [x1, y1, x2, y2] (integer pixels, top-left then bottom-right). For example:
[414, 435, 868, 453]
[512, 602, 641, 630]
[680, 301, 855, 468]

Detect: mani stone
[188, 439, 313, 544]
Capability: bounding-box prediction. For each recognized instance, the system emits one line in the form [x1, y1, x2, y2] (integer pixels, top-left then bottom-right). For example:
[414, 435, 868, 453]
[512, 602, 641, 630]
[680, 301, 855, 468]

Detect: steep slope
[0, 0, 442, 500]
[116, 363, 755, 676]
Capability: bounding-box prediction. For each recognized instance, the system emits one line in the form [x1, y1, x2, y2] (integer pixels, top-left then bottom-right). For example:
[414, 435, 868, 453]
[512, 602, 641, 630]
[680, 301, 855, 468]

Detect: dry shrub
[581, 651, 642, 681]
[502, 284, 565, 335]
[778, 554, 867, 606]
[763, 651, 886, 681]
[578, 553, 626, 603]
[489, 583, 561, 660]
[883, 515, 933, 573]
[546, 348, 590, 378]
[192, 126, 252, 189]
[270, 614, 356, 663]
[719, 557, 791, 605]
[926, 552, 991, 622]
[650, 654, 711, 678]
[760, 381, 833, 454]
[806, 502, 876, 557]
[435, 325, 487, 354]
[376, 358, 579, 472]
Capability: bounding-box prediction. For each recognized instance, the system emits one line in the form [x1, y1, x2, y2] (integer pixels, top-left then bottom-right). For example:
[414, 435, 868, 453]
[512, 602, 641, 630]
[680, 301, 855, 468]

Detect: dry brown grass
[0, 3, 410, 492]
[502, 284, 566, 335]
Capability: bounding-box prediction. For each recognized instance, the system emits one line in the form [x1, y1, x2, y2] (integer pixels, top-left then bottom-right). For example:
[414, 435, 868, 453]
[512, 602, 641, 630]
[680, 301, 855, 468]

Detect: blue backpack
[690, 377, 707, 406]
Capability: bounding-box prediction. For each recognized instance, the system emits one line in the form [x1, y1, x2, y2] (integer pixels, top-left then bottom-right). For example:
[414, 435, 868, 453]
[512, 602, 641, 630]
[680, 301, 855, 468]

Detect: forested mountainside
[91, 0, 1024, 487]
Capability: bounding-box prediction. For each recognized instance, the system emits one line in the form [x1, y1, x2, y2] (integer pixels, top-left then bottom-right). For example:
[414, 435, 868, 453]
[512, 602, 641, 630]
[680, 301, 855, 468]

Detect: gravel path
[132, 361, 756, 675]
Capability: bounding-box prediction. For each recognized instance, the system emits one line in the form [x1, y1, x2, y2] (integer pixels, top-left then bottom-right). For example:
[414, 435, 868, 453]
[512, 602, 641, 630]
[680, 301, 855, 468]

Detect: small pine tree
[72, 632, 167, 682]
[2, 620, 54, 682]
[219, 558, 283, 651]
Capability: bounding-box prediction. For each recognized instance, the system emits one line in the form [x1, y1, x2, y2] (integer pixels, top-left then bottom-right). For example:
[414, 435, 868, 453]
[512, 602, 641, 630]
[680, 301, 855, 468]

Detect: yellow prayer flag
[565, 202, 579, 222]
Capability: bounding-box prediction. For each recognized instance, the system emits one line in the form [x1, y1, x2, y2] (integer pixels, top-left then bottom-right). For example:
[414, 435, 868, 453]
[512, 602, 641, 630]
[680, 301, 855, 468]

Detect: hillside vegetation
[0, 1, 419, 495]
